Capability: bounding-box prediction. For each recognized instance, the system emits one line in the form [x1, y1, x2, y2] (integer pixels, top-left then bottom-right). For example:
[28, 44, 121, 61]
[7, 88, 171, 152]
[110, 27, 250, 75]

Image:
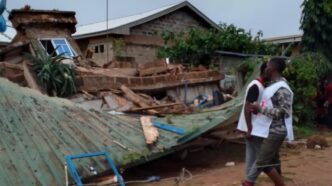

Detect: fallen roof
[0, 64, 256, 185]
[73, 1, 219, 39]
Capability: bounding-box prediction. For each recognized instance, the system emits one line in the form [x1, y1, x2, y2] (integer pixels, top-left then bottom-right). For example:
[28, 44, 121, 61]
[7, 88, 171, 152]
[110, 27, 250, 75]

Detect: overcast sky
[5, 0, 303, 39]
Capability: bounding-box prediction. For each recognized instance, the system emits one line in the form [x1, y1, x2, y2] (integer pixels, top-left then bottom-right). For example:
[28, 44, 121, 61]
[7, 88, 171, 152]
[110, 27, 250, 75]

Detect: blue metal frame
[152, 121, 185, 135]
[65, 151, 125, 186]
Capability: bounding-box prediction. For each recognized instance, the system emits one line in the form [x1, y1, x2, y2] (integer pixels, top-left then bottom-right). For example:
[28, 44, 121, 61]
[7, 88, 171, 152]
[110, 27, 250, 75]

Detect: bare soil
[122, 135, 332, 186]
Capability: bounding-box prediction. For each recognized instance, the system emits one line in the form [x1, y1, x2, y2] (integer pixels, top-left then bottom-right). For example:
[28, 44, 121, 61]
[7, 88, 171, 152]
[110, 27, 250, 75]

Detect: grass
[293, 125, 315, 139]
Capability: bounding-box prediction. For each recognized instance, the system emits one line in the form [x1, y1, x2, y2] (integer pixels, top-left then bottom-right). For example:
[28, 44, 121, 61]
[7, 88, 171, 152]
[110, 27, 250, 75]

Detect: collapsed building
[0, 4, 253, 186]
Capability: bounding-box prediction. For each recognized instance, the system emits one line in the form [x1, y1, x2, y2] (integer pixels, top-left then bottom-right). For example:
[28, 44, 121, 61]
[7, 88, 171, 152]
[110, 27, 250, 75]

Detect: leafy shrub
[157, 23, 280, 67]
[283, 53, 332, 125]
[25, 48, 76, 97]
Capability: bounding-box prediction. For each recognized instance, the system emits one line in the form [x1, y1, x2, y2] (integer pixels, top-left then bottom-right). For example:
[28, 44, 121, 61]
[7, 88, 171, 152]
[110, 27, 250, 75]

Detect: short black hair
[269, 57, 286, 74]
[260, 62, 267, 75]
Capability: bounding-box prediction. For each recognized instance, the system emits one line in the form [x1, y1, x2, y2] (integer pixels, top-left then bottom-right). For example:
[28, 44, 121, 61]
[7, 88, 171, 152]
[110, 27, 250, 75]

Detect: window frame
[39, 38, 77, 58]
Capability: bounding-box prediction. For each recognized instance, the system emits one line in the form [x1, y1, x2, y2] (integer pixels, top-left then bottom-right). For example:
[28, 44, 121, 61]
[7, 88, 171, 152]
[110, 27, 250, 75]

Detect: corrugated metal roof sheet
[74, 3, 176, 37]
[0, 27, 16, 43]
[73, 1, 219, 39]
[0, 68, 255, 185]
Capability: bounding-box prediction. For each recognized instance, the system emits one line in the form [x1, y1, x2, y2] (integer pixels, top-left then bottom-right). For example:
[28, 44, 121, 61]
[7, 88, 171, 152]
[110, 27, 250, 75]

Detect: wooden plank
[130, 102, 182, 111]
[81, 90, 95, 100]
[0, 62, 23, 70]
[139, 66, 168, 76]
[23, 61, 44, 93]
[6, 56, 24, 64]
[120, 85, 150, 107]
[140, 116, 159, 145]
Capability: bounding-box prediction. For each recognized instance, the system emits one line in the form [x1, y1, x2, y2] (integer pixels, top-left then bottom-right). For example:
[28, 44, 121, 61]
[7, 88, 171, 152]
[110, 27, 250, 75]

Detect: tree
[300, 0, 332, 59]
[157, 23, 279, 67]
[283, 53, 331, 126]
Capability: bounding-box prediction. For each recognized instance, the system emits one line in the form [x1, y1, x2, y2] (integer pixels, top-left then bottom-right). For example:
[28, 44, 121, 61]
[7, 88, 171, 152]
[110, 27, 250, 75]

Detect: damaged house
[0, 5, 257, 186]
[0, 6, 223, 112]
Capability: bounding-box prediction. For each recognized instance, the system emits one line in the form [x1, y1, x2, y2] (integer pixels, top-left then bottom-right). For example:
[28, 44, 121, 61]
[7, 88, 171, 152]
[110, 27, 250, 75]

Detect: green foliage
[113, 38, 126, 57]
[25, 48, 76, 97]
[157, 23, 280, 66]
[300, 0, 332, 59]
[283, 53, 332, 126]
[237, 57, 269, 82]
[293, 125, 315, 139]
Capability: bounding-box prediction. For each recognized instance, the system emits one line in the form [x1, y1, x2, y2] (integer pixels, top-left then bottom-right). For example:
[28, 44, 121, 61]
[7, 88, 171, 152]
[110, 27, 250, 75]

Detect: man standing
[237, 62, 267, 186]
[251, 57, 294, 186]
[325, 76, 332, 129]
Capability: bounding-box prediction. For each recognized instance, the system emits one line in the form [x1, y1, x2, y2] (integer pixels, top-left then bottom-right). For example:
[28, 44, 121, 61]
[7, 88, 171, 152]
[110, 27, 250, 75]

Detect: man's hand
[249, 103, 260, 114]
[246, 131, 252, 140]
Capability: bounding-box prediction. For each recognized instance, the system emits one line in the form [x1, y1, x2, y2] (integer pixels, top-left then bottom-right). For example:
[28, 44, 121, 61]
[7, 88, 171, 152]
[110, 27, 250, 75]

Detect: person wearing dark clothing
[325, 77, 332, 129]
[237, 62, 267, 186]
[251, 57, 293, 186]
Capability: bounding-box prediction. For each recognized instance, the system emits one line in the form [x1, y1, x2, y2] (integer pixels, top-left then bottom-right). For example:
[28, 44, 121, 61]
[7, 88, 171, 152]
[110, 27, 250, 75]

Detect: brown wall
[78, 7, 211, 66]
[280, 42, 301, 57]
[130, 8, 209, 36]
[13, 26, 83, 58]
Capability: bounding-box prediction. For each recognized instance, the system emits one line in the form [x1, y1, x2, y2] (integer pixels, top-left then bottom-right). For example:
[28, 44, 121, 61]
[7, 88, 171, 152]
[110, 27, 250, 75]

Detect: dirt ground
[122, 133, 332, 186]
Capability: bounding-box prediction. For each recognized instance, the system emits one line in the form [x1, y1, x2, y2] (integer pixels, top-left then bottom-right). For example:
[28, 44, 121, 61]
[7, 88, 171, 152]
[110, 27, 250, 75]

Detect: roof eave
[74, 1, 219, 39]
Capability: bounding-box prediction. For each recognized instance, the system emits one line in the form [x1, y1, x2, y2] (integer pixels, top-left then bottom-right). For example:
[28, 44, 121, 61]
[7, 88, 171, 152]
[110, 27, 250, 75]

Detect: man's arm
[260, 88, 292, 119]
[244, 85, 259, 136]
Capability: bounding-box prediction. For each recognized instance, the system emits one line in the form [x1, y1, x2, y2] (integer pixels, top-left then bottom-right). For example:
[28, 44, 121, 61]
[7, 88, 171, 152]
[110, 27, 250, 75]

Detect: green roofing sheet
[0, 66, 257, 185]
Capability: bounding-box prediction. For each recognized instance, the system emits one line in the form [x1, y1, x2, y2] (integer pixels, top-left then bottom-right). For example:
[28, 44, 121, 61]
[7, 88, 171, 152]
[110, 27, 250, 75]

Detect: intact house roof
[0, 26, 16, 44]
[73, 1, 219, 39]
[264, 34, 302, 44]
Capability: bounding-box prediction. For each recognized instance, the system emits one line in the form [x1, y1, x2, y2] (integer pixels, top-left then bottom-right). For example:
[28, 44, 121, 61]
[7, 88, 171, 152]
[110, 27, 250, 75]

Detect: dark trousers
[328, 104, 332, 129]
[256, 133, 286, 174]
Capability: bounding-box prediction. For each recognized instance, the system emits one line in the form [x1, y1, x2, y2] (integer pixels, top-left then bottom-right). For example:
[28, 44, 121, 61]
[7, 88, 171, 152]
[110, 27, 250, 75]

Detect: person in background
[325, 75, 332, 129]
[237, 62, 267, 186]
[315, 79, 327, 128]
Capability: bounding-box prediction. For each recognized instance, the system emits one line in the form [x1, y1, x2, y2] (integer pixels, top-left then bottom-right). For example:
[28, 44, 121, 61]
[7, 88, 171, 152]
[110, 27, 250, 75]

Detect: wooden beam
[139, 66, 168, 76]
[120, 85, 151, 107]
[23, 61, 44, 93]
[140, 116, 159, 145]
[130, 102, 182, 111]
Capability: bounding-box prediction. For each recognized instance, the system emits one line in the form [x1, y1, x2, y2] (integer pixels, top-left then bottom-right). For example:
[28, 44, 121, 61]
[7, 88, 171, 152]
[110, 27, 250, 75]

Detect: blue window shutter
[51, 39, 75, 58]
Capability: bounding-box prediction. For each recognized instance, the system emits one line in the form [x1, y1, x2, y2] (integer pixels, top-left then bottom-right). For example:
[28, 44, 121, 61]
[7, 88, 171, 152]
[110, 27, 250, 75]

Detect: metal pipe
[64, 163, 68, 186]
[106, 0, 109, 64]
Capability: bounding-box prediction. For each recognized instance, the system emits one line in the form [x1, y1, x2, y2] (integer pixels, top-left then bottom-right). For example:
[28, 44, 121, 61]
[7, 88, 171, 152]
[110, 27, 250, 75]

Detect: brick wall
[124, 8, 210, 65]
[81, 7, 211, 66]
[77, 36, 114, 65]
[130, 7, 209, 36]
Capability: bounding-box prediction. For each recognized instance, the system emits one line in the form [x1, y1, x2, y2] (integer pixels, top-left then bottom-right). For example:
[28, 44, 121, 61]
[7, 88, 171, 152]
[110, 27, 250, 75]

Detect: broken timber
[23, 61, 44, 93]
[129, 102, 183, 112]
[76, 70, 224, 92]
[140, 116, 159, 145]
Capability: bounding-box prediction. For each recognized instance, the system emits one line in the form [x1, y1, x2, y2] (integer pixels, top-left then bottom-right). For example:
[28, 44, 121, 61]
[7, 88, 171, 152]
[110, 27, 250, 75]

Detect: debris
[314, 144, 322, 150]
[130, 102, 182, 112]
[113, 140, 130, 151]
[152, 121, 185, 135]
[140, 116, 159, 145]
[284, 139, 307, 149]
[120, 85, 158, 114]
[306, 135, 329, 149]
[146, 176, 161, 182]
[139, 66, 168, 76]
[225, 161, 235, 167]
[81, 90, 95, 100]
[23, 61, 44, 93]
[120, 85, 152, 107]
